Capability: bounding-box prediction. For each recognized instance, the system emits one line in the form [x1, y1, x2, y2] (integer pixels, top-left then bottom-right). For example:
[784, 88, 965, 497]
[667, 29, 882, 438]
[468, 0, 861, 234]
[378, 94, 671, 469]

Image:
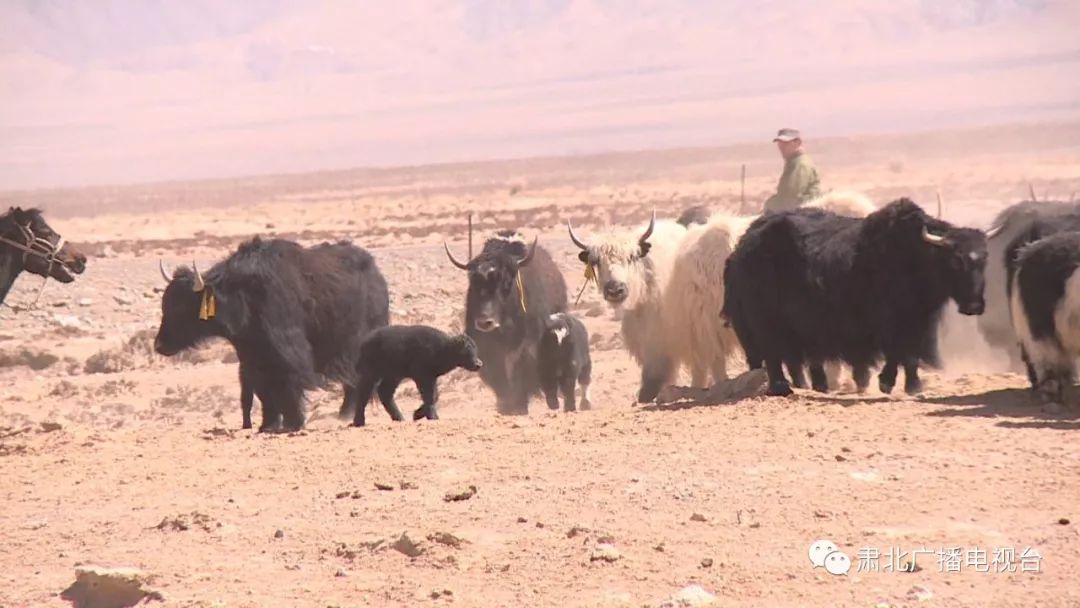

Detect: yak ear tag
[515, 270, 527, 313]
[199, 289, 217, 320]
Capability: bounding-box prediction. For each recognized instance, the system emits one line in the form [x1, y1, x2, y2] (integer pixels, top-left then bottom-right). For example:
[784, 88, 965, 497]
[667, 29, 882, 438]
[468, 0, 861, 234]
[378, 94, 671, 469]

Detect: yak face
[569, 211, 656, 308]
[544, 312, 571, 344]
[448, 234, 537, 334]
[153, 263, 247, 356]
[447, 333, 484, 371]
[917, 217, 988, 316]
[2, 207, 87, 283]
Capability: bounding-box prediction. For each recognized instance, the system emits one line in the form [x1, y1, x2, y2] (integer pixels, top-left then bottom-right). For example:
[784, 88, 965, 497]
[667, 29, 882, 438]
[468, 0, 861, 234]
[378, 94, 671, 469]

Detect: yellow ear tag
[584, 262, 596, 284]
[515, 270, 527, 313]
[199, 290, 216, 320]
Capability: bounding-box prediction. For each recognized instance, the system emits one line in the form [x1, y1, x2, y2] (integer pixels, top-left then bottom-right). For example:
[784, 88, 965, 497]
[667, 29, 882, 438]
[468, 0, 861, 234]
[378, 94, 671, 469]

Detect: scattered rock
[834, 454, 848, 462]
[374, 482, 395, 491]
[518, 517, 529, 524]
[535, 521, 545, 529]
[391, 532, 425, 558]
[53, 314, 84, 330]
[77, 298, 94, 307]
[659, 585, 716, 607]
[430, 589, 454, 600]
[399, 480, 418, 490]
[40, 421, 63, 433]
[443, 485, 477, 502]
[700, 558, 713, 568]
[1058, 517, 1070, 525]
[840, 446, 852, 453]
[906, 585, 933, 602]
[335, 491, 351, 499]
[690, 513, 707, 522]
[590, 544, 622, 563]
[273, 529, 284, 539]
[60, 565, 164, 608]
[653, 543, 666, 552]
[155, 512, 216, 533]
[113, 294, 135, 306]
[427, 531, 468, 549]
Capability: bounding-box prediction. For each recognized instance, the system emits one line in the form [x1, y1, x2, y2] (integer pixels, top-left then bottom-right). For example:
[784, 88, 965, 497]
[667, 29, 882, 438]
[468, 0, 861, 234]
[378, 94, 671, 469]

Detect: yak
[538, 312, 592, 412]
[665, 190, 878, 390]
[977, 199, 1080, 371]
[445, 230, 568, 415]
[1008, 231, 1080, 408]
[568, 210, 687, 402]
[722, 198, 987, 397]
[155, 237, 389, 431]
[0, 207, 86, 305]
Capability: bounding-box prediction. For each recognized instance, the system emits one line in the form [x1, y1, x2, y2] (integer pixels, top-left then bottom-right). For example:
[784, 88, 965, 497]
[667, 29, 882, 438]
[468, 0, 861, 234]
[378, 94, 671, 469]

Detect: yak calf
[538, 312, 593, 412]
[341, 325, 483, 426]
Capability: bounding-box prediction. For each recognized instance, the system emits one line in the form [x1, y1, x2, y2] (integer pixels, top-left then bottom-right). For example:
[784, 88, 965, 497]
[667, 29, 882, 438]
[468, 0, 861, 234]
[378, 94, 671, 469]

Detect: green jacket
[763, 151, 821, 213]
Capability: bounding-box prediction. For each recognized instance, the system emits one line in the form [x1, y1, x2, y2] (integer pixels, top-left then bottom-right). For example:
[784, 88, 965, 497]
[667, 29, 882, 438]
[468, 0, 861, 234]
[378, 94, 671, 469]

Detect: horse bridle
[0, 222, 67, 269]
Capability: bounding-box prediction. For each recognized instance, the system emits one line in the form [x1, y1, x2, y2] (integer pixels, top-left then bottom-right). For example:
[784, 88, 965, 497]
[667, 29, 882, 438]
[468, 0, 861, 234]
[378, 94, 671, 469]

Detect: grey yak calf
[538, 312, 593, 412]
[339, 325, 484, 426]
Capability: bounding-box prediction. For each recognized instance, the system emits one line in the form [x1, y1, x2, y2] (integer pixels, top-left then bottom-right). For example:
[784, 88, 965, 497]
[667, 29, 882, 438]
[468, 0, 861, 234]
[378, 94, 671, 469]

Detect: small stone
[60, 565, 164, 608]
[700, 557, 713, 568]
[654, 543, 666, 552]
[840, 446, 852, 453]
[427, 531, 468, 549]
[690, 513, 707, 522]
[334, 568, 347, 578]
[1058, 517, 1070, 525]
[113, 294, 135, 306]
[590, 544, 621, 563]
[567, 525, 589, 538]
[906, 585, 933, 602]
[660, 584, 716, 607]
[40, 421, 62, 433]
[335, 491, 351, 499]
[443, 485, 477, 502]
[749, 522, 761, 529]
[77, 298, 93, 307]
[835, 454, 848, 462]
[535, 522, 545, 529]
[273, 529, 284, 539]
[399, 480, 418, 490]
[517, 517, 529, 524]
[374, 482, 395, 491]
[391, 532, 424, 557]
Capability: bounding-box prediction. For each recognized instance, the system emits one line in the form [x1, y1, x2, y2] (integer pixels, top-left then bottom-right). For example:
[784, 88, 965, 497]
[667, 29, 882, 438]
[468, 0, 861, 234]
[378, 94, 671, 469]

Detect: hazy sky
[2, 0, 1079, 190]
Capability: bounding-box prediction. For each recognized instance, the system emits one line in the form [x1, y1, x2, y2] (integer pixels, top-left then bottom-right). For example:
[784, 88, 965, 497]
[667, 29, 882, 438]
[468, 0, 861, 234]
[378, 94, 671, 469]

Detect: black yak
[445, 230, 568, 415]
[538, 312, 592, 412]
[0, 207, 86, 304]
[154, 237, 389, 431]
[340, 324, 483, 426]
[722, 198, 987, 397]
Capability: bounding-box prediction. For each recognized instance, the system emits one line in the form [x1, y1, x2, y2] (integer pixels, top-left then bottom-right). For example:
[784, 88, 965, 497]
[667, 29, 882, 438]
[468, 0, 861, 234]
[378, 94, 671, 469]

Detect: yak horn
[1029, 183, 1038, 202]
[444, 242, 469, 270]
[984, 223, 1004, 238]
[191, 261, 205, 292]
[159, 259, 172, 284]
[922, 226, 947, 246]
[638, 209, 656, 246]
[517, 236, 538, 267]
[935, 190, 943, 219]
[567, 219, 590, 251]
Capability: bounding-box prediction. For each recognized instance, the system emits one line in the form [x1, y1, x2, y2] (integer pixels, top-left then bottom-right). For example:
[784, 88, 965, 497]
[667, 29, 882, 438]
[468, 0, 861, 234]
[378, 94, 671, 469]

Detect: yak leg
[852, 364, 871, 394]
[350, 375, 379, 427]
[808, 362, 829, 393]
[279, 379, 307, 432]
[690, 364, 708, 389]
[1020, 345, 1039, 390]
[787, 361, 807, 389]
[376, 377, 405, 422]
[902, 358, 924, 395]
[560, 371, 577, 413]
[710, 355, 728, 385]
[638, 355, 675, 403]
[539, 361, 560, 411]
[239, 367, 255, 430]
[578, 357, 593, 411]
[413, 378, 439, 421]
[878, 357, 899, 395]
[765, 358, 793, 397]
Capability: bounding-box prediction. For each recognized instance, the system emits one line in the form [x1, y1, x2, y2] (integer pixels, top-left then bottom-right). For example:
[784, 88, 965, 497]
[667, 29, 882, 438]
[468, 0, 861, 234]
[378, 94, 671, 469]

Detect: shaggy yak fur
[340, 324, 483, 426]
[445, 230, 568, 415]
[722, 198, 987, 397]
[155, 237, 389, 431]
[538, 312, 592, 412]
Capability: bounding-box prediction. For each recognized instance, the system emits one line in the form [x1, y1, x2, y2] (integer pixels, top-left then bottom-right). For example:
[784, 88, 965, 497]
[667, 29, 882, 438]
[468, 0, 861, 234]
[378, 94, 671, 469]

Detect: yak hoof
[904, 378, 924, 395]
[878, 379, 895, 395]
[766, 381, 793, 397]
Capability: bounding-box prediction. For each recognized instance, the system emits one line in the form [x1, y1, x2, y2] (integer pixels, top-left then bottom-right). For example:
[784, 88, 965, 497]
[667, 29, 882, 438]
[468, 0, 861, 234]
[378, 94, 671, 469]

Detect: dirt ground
[2, 124, 1080, 607]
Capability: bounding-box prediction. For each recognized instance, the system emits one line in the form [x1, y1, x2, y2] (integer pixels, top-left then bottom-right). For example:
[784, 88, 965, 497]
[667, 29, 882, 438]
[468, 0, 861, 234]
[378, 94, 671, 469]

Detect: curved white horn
[935, 190, 943, 219]
[984, 223, 1004, 238]
[567, 219, 590, 251]
[191, 260, 205, 292]
[517, 236, 538, 267]
[922, 226, 947, 246]
[159, 259, 172, 284]
[444, 242, 469, 270]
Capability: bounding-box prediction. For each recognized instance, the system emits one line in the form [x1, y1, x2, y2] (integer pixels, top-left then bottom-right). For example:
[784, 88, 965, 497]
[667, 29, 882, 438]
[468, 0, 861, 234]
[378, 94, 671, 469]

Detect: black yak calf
[1009, 231, 1080, 408]
[538, 312, 592, 412]
[340, 325, 483, 426]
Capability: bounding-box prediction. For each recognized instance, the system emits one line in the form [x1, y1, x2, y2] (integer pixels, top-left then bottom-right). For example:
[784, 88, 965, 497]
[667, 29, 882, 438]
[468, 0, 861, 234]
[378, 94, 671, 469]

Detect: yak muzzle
[474, 317, 500, 332]
[603, 281, 628, 304]
[958, 300, 985, 316]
